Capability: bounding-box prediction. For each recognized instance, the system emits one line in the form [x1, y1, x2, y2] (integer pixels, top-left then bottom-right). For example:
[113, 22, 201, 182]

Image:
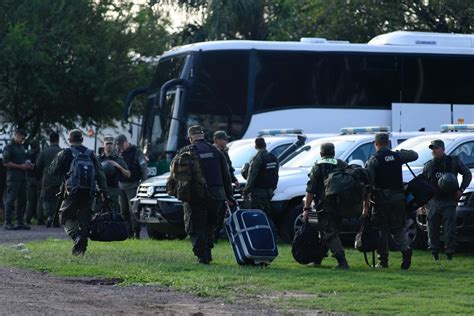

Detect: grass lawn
[0, 238, 473, 314]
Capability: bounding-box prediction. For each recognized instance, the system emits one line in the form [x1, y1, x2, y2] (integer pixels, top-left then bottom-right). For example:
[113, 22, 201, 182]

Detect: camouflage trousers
[248, 188, 278, 236]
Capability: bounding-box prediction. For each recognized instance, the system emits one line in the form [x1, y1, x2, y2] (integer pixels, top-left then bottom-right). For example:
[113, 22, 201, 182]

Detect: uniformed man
[213, 130, 239, 241]
[303, 143, 349, 269]
[243, 137, 279, 235]
[365, 132, 418, 269]
[116, 134, 148, 239]
[25, 140, 42, 225]
[3, 128, 33, 230]
[35, 132, 62, 227]
[49, 129, 108, 256]
[422, 139, 471, 261]
[98, 135, 130, 210]
[179, 125, 233, 264]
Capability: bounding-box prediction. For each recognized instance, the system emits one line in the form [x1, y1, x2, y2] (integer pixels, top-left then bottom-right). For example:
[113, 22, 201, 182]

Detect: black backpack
[291, 219, 328, 265]
[404, 163, 436, 212]
[354, 213, 381, 267]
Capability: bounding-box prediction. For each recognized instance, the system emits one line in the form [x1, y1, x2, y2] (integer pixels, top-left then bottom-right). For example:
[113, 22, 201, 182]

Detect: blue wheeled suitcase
[224, 203, 278, 266]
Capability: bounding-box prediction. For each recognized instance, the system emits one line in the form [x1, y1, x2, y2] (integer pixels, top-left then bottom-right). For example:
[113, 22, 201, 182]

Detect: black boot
[401, 248, 413, 270]
[335, 254, 349, 269]
[376, 253, 389, 268]
[72, 237, 88, 256]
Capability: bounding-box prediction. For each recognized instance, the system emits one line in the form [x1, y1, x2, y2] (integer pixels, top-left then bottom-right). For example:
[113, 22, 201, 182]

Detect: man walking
[243, 137, 279, 235]
[422, 139, 471, 260]
[49, 129, 108, 256]
[303, 143, 349, 269]
[3, 128, 33, 230]
[365, 133, 418, 269]
[169, 125, 233, 264]
[35, 132, 62, 227]
[116, 134, 148, 238]
[213, 130, 239, 240]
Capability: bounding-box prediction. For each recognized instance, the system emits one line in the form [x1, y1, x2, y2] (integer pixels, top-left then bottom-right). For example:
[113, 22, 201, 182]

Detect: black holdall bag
[354, 212, 380, 268]
[90, 198, 129, 242]
[404, 163, 437, 212]
[291, 218, 328, 265]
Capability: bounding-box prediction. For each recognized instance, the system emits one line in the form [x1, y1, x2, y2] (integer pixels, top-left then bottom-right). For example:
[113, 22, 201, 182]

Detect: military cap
[103, 135, 115, 144]
[374, 132, 390, 144]
[188, 125, 204, 137]
[214, 130, 230, 140]
[320, 142, 335, 156]
[68, 129, 83, 142]
[429, 139, 445, 150]
[116, 134, 128, 145]
[15, 128, 27, 137]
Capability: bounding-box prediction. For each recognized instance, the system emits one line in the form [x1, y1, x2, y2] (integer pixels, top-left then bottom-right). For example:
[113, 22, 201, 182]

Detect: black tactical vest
[193, 140, 223, 187]
[374, 149, 403, 190]
[427, 155, 454, 187]
[255, 151, 279, 189]
[120, 145, 141, 183]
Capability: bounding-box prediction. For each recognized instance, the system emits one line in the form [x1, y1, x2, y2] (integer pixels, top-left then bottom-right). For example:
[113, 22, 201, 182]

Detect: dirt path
[0, 226, 324, 315]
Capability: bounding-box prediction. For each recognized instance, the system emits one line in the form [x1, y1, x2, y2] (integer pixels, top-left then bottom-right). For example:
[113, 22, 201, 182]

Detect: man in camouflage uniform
[98, 135, 130, 210]
[49, 129, 108, 256]
[35, 132, 62, 227]
[177, 125, 233, 264]
[116, 134, 148, 239]
[365, 133, 418, 269]
[243, 137, 279, 236]
[303, 143, 349, 269]
[213, 130, 239, 241]
[422, 139, 471, 261]
[3, 129, 33, 230]
[25, 140, 42, 225]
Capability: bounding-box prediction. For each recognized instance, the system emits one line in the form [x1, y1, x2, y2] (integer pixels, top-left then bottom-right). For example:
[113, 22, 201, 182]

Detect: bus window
[187, 51, 249, 140]
[254, 52, 400, 111]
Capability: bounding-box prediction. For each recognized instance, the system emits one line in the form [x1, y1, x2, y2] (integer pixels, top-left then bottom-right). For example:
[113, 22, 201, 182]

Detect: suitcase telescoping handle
[225, 200, 240, 216]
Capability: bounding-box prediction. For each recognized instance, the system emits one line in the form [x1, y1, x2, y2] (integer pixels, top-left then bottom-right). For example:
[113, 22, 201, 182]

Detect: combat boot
[401, 248, 413, 270]
[376, 254, 389, 268]
[432, 251, 439, 261]
[335, 254, 349, 269]
[3, 223, 16, 230]
[72, 237, 88, 256]
[446, 253, 453, 261]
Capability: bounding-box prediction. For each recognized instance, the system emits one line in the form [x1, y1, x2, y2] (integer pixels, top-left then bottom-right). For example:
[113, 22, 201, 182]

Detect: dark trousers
[119, 186, 140, 235]
[59, 191, 92, 242]
[249, 188, 278, 236]
[372, 198, 409, 260]
[317, 200, 344, 258]
[4, 180, 27, 225]
[184, 198, 220, 261]
[26, 177, 41, 223]
[427, 199, 457, 254]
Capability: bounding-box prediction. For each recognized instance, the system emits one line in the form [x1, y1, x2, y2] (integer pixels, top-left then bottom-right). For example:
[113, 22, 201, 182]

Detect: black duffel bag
[355, 212, 380, 268]
[404, 163, 436, 212]
[90, 199, 129, 242]
[292, 217, 328, 265]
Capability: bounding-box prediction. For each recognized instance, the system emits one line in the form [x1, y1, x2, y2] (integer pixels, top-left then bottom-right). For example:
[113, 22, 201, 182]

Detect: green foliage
[1, 239, 473, 314]
[0, 0, 169, 139]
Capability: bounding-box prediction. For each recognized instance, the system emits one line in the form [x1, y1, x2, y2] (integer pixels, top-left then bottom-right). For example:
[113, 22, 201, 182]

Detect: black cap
[320, 142, 335, 157]
[213, 130, 230, 140]
[15, 128, 27, 137]
[429, 139, 445, 150]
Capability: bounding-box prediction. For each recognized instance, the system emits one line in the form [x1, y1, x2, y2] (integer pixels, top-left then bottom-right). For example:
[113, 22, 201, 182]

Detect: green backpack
[166, 146, 208, 202]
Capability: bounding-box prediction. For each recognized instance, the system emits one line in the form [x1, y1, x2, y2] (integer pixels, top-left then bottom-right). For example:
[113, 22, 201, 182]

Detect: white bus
[125, 31, 474, 157]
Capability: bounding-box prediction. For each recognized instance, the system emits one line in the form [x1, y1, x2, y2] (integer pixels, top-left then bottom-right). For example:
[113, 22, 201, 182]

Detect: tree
[0, 0, 170, 139]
